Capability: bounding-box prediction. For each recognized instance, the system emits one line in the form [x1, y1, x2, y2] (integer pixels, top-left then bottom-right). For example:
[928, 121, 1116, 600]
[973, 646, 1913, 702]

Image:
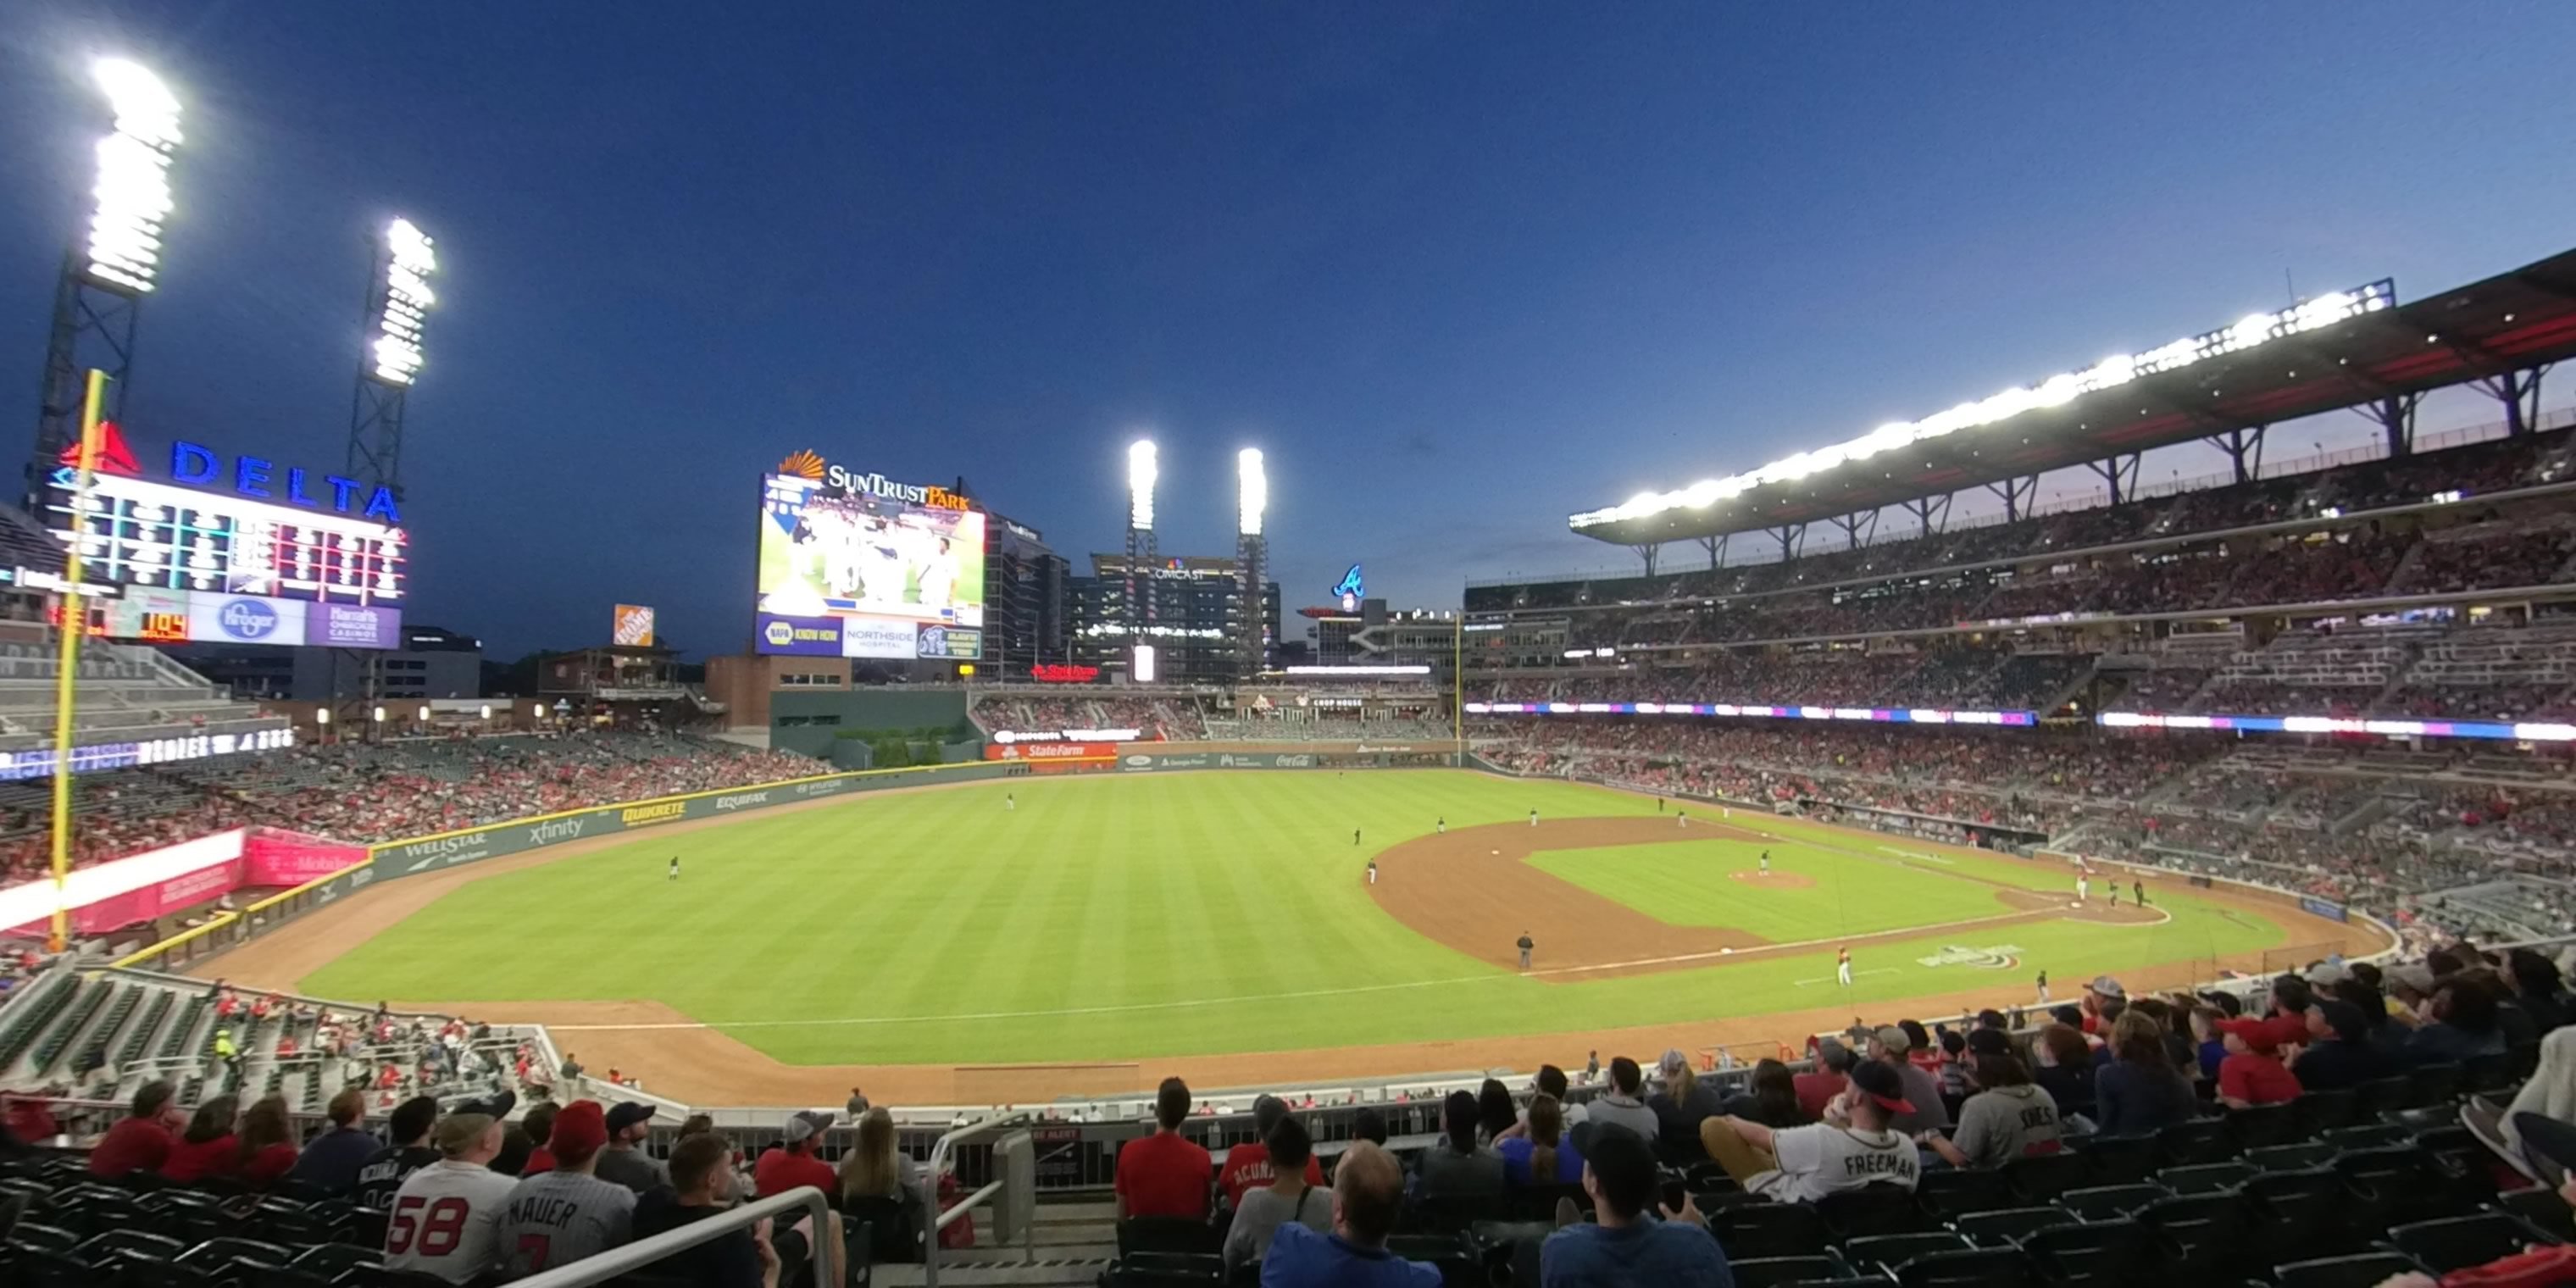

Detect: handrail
[510, 1183, 830, 1288]
[921, 1108, 1029, 1287]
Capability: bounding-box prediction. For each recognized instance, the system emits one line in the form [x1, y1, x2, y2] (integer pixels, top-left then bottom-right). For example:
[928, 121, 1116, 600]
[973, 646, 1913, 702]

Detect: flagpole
[47, 369, 108, 952]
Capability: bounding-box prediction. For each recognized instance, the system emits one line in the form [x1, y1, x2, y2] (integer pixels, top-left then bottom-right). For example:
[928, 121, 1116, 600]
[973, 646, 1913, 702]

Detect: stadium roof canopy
[1569, 247, 2576, 547]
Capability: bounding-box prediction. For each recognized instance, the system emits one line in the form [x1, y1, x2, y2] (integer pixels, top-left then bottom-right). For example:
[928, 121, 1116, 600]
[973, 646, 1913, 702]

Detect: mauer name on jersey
[507, 1194, 586, 1230]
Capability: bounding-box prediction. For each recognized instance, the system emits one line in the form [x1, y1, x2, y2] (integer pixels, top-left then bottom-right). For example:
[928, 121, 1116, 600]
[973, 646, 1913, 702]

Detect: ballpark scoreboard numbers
[52, 473, 405, 606]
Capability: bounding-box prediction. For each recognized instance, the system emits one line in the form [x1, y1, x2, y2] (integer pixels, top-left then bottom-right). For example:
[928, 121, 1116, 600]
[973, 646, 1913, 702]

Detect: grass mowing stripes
[300, 771, 2293, 1066]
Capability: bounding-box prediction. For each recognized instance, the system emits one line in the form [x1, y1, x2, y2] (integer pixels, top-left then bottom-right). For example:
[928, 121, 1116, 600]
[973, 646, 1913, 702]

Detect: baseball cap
[1873, 1024, 1913, 1054]
[1965, 1028, 2012, 1058]
[780, 1109, 834, 1144]
[1657, 1048, 1690, 1077]
[434, 1113, 497, 1156]
[455, 1089, 517, 1120]
[1847, 1061, 1916, 1115]
[2312, 1000, 2368, 1045]
[549, 1100, 608, 1164]
[2087, 975, 2126, 1000]
[2388, 963, 2437, 994]
[2216, 1018, 2279, 1055]
[605, 1102, 655, 1135]
[2306, 962, 2353, 987]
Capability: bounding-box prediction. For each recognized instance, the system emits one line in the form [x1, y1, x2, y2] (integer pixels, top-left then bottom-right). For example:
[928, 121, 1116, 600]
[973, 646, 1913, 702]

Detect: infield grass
[302, 770, 2297, 1066]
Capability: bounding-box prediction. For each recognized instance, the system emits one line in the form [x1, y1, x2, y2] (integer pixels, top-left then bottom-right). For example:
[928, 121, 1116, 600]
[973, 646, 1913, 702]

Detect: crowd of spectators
[0, 732, 826, 887]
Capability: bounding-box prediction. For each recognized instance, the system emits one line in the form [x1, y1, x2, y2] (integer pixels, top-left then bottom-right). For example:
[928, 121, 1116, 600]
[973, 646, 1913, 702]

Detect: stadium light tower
[336, 216, 438, 736]
[1235, 447, 1268, 676]
[1124, 439, 1159, 668]
[27, 58, 182, 505]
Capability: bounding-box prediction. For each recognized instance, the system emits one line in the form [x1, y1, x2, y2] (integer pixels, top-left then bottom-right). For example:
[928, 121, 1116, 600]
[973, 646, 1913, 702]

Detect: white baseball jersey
[1749, 1123, 1920, 1202]
[384, 1159, 520, 1285]
[493, 1169, 636, 1279]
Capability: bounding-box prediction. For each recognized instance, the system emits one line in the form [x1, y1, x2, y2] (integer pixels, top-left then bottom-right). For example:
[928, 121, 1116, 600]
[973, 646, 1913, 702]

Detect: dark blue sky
[3, 4, 2573, 658]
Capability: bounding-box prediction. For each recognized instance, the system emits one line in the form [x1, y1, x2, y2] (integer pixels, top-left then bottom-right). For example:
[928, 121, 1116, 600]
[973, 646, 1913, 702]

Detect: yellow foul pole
[1452, 615, 1463, 744]
[47, 369, 108, 952]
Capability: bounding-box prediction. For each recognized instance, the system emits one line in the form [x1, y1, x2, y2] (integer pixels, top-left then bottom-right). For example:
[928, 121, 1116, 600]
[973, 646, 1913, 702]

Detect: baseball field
[208, 769, 2382, 1103]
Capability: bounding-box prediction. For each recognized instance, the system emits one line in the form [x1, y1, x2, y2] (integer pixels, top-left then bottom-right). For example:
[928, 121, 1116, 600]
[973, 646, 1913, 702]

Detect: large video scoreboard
[42, 434, 408, 648]
[754, 450, 986, 661]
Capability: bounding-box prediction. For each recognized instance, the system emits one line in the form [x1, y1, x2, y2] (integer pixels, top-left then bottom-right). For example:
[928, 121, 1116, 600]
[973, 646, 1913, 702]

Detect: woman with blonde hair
[1647, 1049, 1724, 1158]
[836, 1107, 924, 1207]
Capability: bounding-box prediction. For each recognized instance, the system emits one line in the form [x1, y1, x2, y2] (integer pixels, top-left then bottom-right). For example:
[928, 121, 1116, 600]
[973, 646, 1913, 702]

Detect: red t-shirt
[521, 1146, 557, 1175]
[2218, 1052, 2301, 1106]
[1216, 1143, 1324, 1208]
[1114, 1131, 1213, 1219]
[91, 1117, 173, 1177]
[1791, 1071, 1848, 1120]
[754, 1146, 838, 1199]
[242, 1142, 297, 1185]
[163, 1133, 240, 1183]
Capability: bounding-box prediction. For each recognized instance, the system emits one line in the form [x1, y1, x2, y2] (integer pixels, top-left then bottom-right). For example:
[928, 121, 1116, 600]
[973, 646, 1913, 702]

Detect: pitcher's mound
[1730, 870, 1816, 890]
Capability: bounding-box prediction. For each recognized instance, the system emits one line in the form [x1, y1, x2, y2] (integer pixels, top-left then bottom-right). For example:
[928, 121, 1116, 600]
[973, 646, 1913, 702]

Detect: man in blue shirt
[1261, 1141, 1440, 1287]
[1541, 1123, 1732, 1287]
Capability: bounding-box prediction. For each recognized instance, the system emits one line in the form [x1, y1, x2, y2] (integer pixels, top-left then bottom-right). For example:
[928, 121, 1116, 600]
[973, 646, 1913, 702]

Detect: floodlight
[84, 58, 181, 294]
[1569, 279, 2394, 530]
[1237, 447, 1266, 536]
[1133, 643, 1157, 683]
[370, 217, 437, 385]
[1127, 439, 1158, 530]
[314, 708, 330, 726]
[371, 706, 386, 723]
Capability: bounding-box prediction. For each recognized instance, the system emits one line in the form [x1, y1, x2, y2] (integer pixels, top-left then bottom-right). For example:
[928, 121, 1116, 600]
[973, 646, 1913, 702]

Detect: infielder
[1836, 946, 1853, 987]
[2133, 880, 2146, 907]
[2076, 874, 2090, 902]
[1677, 810, 1688, 828]
[1529, 809, 1540, 827]
[2108, 883, 2120, 908]
[1366, 861, 1377, 886]
[1759, 851, 1771, 875]
[2035, 969, 2051, 1003]
[1517, 932, 1535, 969]
[1435, 817, 1446, 834]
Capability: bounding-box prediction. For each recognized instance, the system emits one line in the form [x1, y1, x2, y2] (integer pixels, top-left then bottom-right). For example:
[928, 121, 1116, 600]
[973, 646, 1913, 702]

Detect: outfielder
[1836, 946, 1853, 987]
[666, 857, 679, 881]
[1759, 851, 1771, 875]
[1006, 793, 1015, 812]
[1435, 817, 1446, 834]
[1529, 809, 1540, 827]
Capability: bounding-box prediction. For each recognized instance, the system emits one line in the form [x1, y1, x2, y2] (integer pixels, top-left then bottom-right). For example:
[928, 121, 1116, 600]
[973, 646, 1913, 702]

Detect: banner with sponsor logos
[367, 763, 981, 882]
[242, 829, 369, 886]
[1113, 749, 1341, 772]
[985, 742, 1124, 761]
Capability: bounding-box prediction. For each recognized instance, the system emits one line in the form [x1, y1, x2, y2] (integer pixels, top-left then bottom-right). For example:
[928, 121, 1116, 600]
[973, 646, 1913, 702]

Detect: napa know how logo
[1917, 944, 2024, 970]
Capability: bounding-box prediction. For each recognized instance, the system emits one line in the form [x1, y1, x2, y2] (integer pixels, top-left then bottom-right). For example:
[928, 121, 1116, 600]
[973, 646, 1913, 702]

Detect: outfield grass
[301, 770, 2296, 1066]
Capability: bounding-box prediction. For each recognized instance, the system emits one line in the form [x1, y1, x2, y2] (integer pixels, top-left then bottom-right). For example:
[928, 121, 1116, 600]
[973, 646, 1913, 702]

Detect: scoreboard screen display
[47, 472, 406, 606]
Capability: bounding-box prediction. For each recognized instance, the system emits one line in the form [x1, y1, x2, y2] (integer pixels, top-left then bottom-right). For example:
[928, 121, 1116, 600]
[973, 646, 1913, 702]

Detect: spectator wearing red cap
[2215, 1019, 2301, 1108]
[1114, 1077, 1213, 1221]
[493, 1100, 634, 1279]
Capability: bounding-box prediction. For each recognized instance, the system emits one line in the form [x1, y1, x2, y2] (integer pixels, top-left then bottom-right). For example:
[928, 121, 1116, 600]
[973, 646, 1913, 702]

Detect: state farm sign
[986, 741, 1121, 761]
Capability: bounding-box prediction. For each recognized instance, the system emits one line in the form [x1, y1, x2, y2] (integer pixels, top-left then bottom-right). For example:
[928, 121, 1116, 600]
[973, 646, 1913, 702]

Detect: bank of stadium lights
[1237, 448, 1266, 536]
[1568, 280, 2397, 530]
[84, 58, 183, 294]
[369, 218, 437, 385]
[1127, 440, 1158, 530]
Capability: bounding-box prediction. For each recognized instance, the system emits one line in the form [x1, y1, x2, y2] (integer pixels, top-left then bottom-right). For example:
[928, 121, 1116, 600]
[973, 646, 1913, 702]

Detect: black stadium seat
[2053, 1183, 2164, 1222]
[2386, 1212, 2564, 1273]
[1916, 1168, 2016, 1219]
[2068, 1135, 2155, 1185]
[2129, 1193, 2250, 1277]
[1727, 1254, 1852, 1288]
[1707, 1201, 1835, 1260]
[2000, 1152, 2087, 1202]
[2151, 1161, 2251, 1195]
[2223, 1102, 2298, 1150]
[2291, 1088, 2360, 1136]
[1815, 1184, 1929, 1237]
[1949, 1206, 2076, 1247]
[2242, 1166, 2366, 1263]
[1893, 1245, 2039, 1287]
[2151, 1119, 2232, 1167]
[2016, 1219, 2153, 1285]
[2272, 1252, 2434, 1288]
[1841, 1231, 1970, 1274]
